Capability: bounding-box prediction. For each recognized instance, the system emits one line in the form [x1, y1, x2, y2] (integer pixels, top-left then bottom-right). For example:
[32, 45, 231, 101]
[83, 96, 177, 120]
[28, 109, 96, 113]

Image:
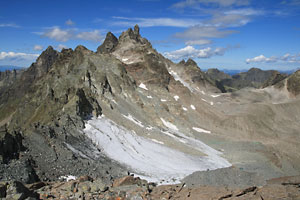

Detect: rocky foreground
[1, 174, 300, 200]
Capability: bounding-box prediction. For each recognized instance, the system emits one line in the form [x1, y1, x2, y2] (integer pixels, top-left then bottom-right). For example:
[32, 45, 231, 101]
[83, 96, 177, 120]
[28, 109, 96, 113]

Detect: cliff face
[0, 69, 24, 91]
[286, 70, 300, 96]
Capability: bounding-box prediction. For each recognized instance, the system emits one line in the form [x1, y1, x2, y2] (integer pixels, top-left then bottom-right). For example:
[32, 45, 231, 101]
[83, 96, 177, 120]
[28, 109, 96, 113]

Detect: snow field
[83, 117, 231, 184]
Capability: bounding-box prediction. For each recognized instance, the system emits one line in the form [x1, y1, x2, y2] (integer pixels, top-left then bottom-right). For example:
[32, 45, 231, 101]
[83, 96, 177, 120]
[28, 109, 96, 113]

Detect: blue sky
[0, 0, 300, 70]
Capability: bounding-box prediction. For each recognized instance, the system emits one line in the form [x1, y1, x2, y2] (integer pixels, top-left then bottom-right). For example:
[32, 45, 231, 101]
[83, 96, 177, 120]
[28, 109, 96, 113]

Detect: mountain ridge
[0, 26, 300, 198]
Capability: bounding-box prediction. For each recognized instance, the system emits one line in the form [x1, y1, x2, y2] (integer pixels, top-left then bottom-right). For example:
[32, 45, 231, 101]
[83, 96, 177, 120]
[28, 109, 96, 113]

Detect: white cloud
[172, 0, 249, 9]
[209, 13, 250, 27]
[281, 53, 300, 63]
[246, 55, 276, 64]
[76, 30, 103, 42]
[33, 45, 43, 51]
[170, 1, 264, 45]
[281, 0, 300, 6]
[0, 52, 39, 61]
[40, 27, 104, 43]
[42, 27, 73, 42]
[175, 25, 236, 45]
[0, 23, 20, 28]
[185, 39, 212, 45]
[224, 8, 264, 16]
[246, 53, 300, 64]
[164, 45, 229, 60]
[65, 19, 75, 26]
[57, 44, 68, 51]
[112, 16, 200, 28]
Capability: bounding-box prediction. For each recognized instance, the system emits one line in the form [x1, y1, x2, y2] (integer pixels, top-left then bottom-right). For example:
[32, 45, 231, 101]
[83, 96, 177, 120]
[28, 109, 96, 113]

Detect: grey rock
[0, 130, 24, 164]
[0, 158, 39, 184]
[5, 181, 36, 200]
[182, 167, 266, 188]
[97, 32, 118, 54]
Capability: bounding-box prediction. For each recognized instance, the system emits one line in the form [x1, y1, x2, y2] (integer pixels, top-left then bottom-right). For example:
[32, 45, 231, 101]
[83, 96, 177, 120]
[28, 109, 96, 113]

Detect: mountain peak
[40, 46, 57, 58]
[185, 58, 198, 67]
[97, 32, 118, 54]
[45, 45, 54, 52]
[75, 45, 92, 55]
[178, 59, 186, 65]
[119, 25, 142, 43]
[36, 46, 59, 73]
[134, 24, 140, 35]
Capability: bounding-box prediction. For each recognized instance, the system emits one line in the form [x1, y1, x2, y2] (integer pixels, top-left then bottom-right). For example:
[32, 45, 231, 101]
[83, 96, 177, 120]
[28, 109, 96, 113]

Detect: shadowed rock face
[25, 46, 59, 79]
[262, 71, 288, 88]
[173, 59, 224, 93]
[0, 129, 24, 164]
[0, 69, 24, 92]
[287, 70, 300, 96]
[182, 59, 219, 89]
[97, 32, 118, 54]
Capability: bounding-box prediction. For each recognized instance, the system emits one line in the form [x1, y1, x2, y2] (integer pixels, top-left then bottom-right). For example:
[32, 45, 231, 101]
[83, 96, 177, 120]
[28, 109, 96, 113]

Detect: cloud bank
[40, 27, 103, 42]
[246, 53, 300, 64]
[0, 52, 39, 61]
[164, 45, 230, 60]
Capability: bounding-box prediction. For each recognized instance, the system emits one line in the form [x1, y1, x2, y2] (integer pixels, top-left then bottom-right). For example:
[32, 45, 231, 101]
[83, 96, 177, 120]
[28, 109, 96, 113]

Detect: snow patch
[211, 94, 221, 98]
[122, 58, 129, 62]
[210, 102, 214, 106]
[182, 106, 188, 111]
[160, 118, 179, 131]
[192, 127, 211, 134]
[139, 83, 148, 90]
[122, 114, 144, 128]
[146, 126, 154, 130]
[174, 95, 179, 101]
[190, 105, 196, 110]
[65, 143, 89, 159]
[151, 139, 164, 145]
[169, 70, 194, 92]
[201, 98, 208, 103]
[147, 96, 153, 99]
[111, 99, 118, 105]
[161, 99, 167, 102]
[83, 117, 231, 184]
[60, 175, 76, 182]
[162, 130, 176, 138]
[201, 91, 206, 95]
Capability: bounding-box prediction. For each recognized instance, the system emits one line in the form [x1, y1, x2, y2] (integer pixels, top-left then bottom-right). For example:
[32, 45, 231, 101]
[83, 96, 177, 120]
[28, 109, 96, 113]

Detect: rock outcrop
[0, 175, 299, 200]
[97, 32, 118, 54]
[0, 127, 24, 164]
[0, 69, 24, 91]
[287, 70, 300, 96]
[262, 71, 288, 88]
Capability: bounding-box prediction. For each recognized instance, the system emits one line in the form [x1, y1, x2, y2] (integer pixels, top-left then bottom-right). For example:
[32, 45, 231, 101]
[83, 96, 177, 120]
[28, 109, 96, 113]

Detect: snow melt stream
[83, 117, 231, 184]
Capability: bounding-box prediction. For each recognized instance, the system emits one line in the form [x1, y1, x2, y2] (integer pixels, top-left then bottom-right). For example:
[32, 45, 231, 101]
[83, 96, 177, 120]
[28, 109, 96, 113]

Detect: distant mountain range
[203, 68, 298, 75]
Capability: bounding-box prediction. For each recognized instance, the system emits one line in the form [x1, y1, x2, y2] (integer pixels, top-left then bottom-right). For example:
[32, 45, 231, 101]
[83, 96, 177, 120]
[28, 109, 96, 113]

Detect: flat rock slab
[182, 167, 266, 188]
